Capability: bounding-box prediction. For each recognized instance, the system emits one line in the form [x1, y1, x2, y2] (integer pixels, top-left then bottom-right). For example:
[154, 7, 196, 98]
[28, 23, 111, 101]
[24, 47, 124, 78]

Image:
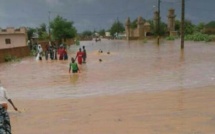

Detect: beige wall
[0, 34, 27, 49]
[0, 46, 30, 63]
[130, 29, 139, 37]
[0, 27, 27, 49]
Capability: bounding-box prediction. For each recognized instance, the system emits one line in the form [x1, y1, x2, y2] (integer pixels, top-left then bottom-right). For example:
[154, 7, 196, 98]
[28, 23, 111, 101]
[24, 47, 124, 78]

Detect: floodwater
[1, 39, 215, 99]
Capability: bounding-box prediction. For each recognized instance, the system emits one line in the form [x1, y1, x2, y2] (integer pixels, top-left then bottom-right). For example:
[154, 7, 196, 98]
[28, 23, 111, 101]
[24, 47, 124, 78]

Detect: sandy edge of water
[10, 86, 215, 134]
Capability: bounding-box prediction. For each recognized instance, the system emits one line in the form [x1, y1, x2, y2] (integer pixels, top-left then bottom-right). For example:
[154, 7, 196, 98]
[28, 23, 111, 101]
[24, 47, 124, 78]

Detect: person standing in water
[69, 57, 80, 73]
[0, 80, 18, 134]
[37, 44, 43, 60]
[75, 48, 83, 64]
[82, 46, 87, 63]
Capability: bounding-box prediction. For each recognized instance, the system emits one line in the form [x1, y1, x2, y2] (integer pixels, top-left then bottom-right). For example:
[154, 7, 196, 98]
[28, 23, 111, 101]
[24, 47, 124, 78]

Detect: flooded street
[1, 39, 215, 134]
[1, 39, 215, 99]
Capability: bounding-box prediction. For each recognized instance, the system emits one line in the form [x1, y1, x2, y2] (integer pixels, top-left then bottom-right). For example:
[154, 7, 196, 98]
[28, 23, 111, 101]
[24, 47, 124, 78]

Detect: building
[0, 27, 27, 49]
[125, 16, 151, 40]
[154, 8, 178, 36]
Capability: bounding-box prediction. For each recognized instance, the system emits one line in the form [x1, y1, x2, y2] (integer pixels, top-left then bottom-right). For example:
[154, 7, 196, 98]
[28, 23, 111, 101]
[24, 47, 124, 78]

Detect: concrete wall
[130, 29, 139, 38]
[0, 46, 30, 63]
[0, 27, 27, 49]
[0, 34, 27, 49]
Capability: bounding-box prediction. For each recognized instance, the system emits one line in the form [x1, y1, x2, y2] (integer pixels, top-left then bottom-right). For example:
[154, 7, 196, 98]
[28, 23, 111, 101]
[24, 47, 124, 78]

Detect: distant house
[0, 27, 27, 49]
[105, 32, 111, 37]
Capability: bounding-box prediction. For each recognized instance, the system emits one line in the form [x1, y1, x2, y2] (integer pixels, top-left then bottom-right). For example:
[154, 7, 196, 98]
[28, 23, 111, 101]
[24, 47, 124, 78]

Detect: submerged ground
[1, 39, 215, 134]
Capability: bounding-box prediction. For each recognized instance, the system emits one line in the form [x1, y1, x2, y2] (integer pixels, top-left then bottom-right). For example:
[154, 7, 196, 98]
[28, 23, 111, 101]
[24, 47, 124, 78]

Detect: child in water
[69, 57, 80, 74]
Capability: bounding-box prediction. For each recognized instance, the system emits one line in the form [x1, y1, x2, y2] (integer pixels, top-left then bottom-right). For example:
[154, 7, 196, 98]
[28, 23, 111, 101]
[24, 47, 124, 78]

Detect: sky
[0, 0, 215, 33]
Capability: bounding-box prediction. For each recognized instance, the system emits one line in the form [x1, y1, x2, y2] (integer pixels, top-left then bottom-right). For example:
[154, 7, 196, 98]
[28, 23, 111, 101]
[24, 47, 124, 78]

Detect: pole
[181, 0, 185, 49]
[48, 11, 51, 40]
[157, 0, 161, 44]
[117, 17, 119, 38]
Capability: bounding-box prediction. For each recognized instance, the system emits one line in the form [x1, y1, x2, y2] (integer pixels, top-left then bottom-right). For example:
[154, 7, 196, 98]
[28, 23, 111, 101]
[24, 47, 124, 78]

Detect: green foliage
[145, 19, 167, 36]
[131, 19, 138, 29]
[166, 36, 177, 40]
[184, 20, 195, 35]
[27, 24, 49, 40]
[40, 32, 49, 40]
[38, 23, 47, 33]
[174, 20, 195, 35]
[27, 27, 36, 40]
[109, 21, 125, 36]
[79, 30, 93, 40]
[30, 49, 37, 56]
[205, 21, 215, 28]
[4, 54, 20, 62]
[195, 22, 205, 33]
[37, 23, 48, 40]
[81, 30, 93, 37]
[175, 20, 180, 31]
[185, 32, 214, 42]
[98, 29, 106, 36]
[147, 20, 156, 34]
[159, 22, 168, 35]
[50, 15, 77, 40]
[153, 22, 167, 36]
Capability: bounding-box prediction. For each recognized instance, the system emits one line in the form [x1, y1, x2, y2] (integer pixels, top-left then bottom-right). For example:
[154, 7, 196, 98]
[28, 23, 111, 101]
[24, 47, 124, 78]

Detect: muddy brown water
[1, 39, 215, 99]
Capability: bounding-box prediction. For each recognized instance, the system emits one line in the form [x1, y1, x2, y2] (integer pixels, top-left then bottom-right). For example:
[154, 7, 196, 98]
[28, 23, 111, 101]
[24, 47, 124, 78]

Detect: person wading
[82, 46, 87, 63]
[69, 57, 80, 74]
[0, 81, 18, 134]
[75, 48, 83, 64]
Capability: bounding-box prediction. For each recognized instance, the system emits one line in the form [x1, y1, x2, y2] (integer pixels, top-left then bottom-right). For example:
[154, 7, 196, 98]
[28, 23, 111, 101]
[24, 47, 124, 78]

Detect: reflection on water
[1, 39, 215, 99]
[70, 74, 79, 85]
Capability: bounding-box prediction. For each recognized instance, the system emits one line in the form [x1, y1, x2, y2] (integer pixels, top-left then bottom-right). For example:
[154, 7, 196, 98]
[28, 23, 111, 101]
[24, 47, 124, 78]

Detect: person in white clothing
[0, 81, 17, 111]
[0, 81, 18, 133]
[36, 44, 43, 60]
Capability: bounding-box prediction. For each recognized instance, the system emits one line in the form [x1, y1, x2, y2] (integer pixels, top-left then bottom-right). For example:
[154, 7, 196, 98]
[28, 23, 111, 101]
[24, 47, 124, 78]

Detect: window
[5, 39, 11, 44]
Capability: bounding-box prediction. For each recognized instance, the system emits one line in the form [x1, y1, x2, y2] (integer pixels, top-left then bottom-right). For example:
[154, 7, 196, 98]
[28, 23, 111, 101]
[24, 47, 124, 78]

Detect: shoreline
[10, 85, 215, 134]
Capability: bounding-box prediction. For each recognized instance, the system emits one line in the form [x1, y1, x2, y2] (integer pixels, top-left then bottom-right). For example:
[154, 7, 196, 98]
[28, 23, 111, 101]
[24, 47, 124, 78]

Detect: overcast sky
[0, 0, 214, 32]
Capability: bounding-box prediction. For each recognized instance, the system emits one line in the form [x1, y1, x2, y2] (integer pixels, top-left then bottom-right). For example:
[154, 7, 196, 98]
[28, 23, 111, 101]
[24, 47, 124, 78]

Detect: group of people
[69, 46, 87, 74]
[35, 43, 89, 75]
[57, 46, 68, 60]
[35, 42, 87, 75]
[0, 44, 88, 133]
[0, 46, 87, 133]
[36, 43, 69, 61]
[44, 43, 58, 60]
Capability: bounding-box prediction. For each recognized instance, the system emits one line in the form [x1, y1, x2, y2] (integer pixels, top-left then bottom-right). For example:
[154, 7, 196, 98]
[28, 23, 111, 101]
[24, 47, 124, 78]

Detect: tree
[109, 21, 125, 36]
[82, 30, 93, 37]
[98, 29, 105, 37]
[175, 20, 195, 35]
[158, 22, 168, 36]
[130, 18, 146, 29]
[50, 15, 77, 41]
[205, 21, 215, 28]
[131, 19, 138, 29]
[37, 23, 48, 40]
[204, 21, 215, 34]
[184, 20, 195, 35]
[195, 22, 205, 33]
[27, 27, 36, 40]
[82, 30, 93, 36]
[147, 19, 167, 36]
[175, 20, 181, 31]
